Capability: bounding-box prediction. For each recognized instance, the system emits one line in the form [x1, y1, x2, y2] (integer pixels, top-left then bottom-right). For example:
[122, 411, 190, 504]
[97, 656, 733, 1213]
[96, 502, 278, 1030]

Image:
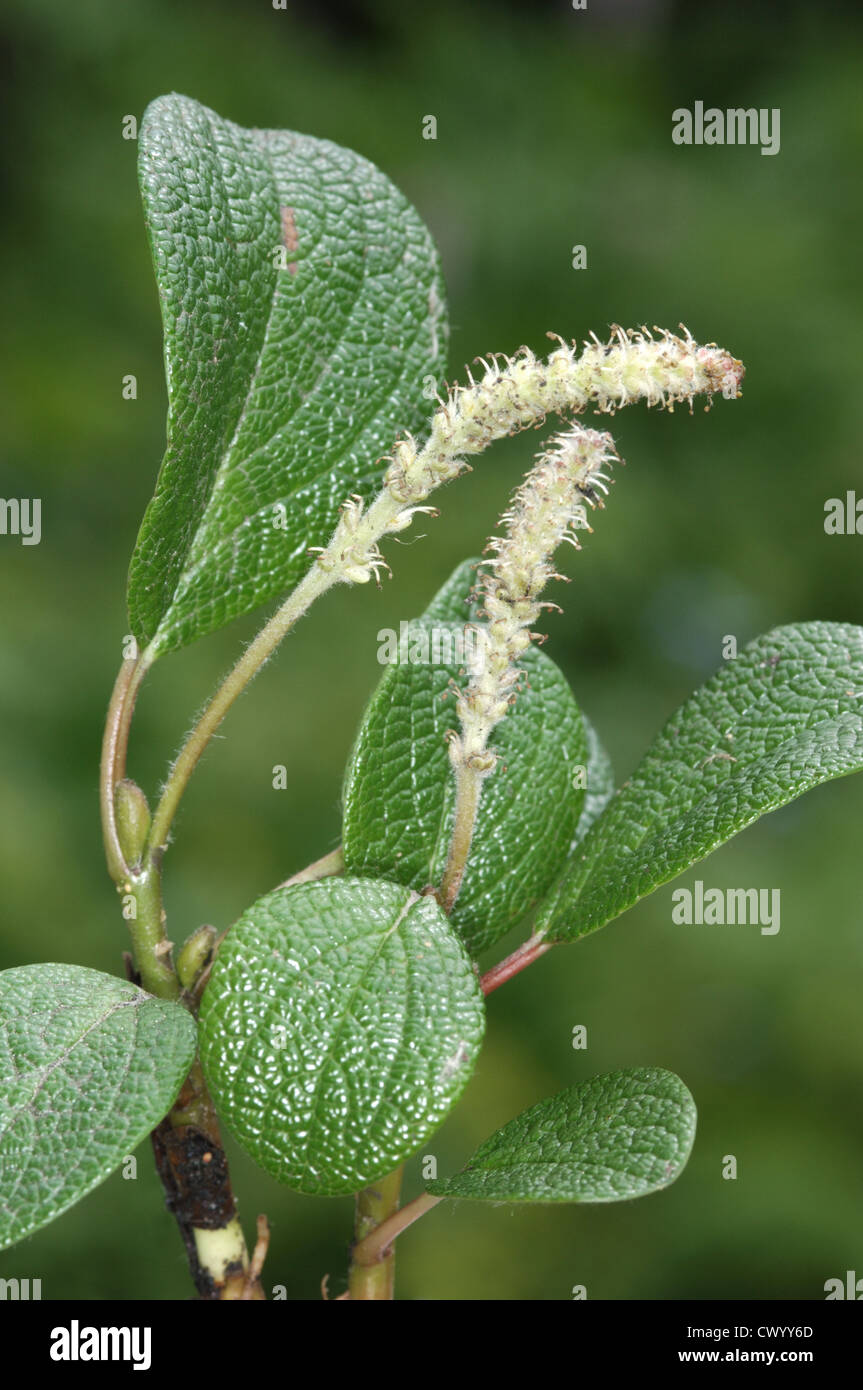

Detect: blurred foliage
[1, 0, 862, 1300]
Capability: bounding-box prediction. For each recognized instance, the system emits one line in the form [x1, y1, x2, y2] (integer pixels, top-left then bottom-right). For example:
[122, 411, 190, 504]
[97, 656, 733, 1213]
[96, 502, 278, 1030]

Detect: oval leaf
[342, 619, 588, 955]
[539, 622, 863, 942]
[427, 1067, 696, 1203]
[198, 877, 485, 1196]
[0, 964, 197, 1251]
[129, 93, 447, 656]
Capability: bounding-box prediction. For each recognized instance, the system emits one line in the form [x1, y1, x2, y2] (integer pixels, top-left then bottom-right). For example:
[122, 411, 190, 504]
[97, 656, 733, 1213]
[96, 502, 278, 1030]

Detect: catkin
[451, 425, 618, 774]
[385, 325, 743, 506]
[313, 326, 743, 587]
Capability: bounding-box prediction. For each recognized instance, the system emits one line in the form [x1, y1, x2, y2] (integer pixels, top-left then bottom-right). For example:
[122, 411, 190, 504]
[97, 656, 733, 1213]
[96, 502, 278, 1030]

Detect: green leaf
[538, 622, 863, 943]
[427, 1067, 696, 1203]
[342, 618, 588, 955]
[574, 715, 615, 845]
[0, 964, 197, 1250]
[128, 93, 447, 656]
[198, 877, 484, 1196]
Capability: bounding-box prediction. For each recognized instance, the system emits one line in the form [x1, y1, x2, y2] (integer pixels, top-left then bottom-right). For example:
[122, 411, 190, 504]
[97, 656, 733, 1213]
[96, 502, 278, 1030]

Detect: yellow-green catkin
[312, 326, 743, 587]
[450, 425, 618, 777]
[385, 325, 743, 505]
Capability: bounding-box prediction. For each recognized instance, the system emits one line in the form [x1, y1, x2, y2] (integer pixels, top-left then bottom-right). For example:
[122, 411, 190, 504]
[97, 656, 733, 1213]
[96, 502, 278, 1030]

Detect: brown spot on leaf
[281, 205, 299, 275]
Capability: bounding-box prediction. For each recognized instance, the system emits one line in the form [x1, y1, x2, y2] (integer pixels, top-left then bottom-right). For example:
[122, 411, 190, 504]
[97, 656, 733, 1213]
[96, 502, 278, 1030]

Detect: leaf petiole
[99, 651, 150, 882]
[146, 560, 335, 856]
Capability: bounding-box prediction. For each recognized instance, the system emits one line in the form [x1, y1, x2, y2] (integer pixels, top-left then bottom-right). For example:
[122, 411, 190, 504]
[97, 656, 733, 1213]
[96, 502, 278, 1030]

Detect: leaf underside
[0, 964, 197, 1251]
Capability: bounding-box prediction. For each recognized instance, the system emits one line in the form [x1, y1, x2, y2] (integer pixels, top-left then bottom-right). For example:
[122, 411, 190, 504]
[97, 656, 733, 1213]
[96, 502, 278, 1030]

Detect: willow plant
[1, 94, 862, 1302]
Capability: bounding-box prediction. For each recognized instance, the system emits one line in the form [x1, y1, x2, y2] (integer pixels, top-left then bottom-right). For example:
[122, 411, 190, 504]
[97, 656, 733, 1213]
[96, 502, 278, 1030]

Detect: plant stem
[336, 935, 556, 1303]
[125, 864, 180, 1001]
[147, 561, 336, 856]
[236, 1216, 271, 1301]
[350, 1190, 442, 1273]
[102, 655, 181, 999]
[340, 936, 553, 1290]
[480, 933, 552, 995]
[146, 476, 417, 860]
[347, 1167, 404, 1300]
[194, 845, 346, 1000]
[100, 654, 148, 881]
[150, 1058, 265, 1300]
[102, 661, 263, 1297]
[276, 845, 344, 890]
[437, 762, 484, 914]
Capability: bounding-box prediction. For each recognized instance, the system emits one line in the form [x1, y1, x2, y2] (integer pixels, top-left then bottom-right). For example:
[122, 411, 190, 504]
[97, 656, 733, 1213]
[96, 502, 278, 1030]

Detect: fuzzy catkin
[385, 325, 744, 507]
[315, 326, 743, 587]
[450, 425, 618, 773]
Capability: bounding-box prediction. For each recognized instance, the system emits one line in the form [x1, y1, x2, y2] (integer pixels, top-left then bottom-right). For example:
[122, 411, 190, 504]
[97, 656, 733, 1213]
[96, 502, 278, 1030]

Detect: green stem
[276, 845, 344, 890]
[101, 660, 259, 1295]
[195, 845, 346, 1001]
[348, 1167, 404, 1300]
[146, 476, 418, 860]
[102, 654, 179, 999]
[147, 561, 335, 856]
[126, 864, 180, 1001]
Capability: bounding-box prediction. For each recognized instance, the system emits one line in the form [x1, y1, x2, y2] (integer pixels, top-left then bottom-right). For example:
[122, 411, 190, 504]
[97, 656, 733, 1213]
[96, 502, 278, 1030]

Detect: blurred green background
[1, 0, 862, 1301]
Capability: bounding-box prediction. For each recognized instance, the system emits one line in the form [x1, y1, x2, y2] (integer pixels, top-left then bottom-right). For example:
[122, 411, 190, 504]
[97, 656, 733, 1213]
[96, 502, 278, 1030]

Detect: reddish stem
[480, 935, 552, 995]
